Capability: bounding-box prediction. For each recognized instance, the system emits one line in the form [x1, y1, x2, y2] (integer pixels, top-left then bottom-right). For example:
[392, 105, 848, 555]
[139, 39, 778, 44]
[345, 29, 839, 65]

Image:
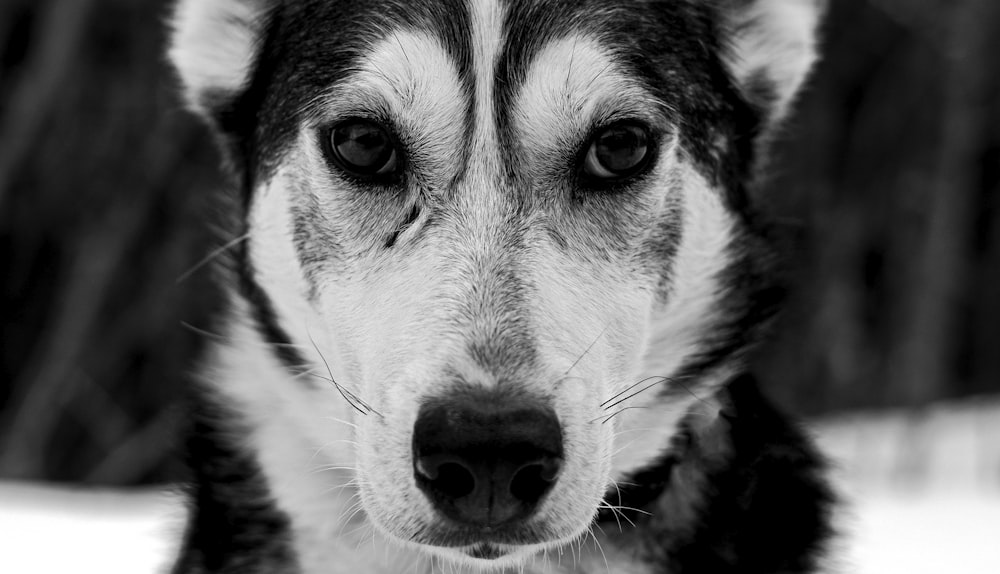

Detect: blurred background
[1, 0, 998, 490]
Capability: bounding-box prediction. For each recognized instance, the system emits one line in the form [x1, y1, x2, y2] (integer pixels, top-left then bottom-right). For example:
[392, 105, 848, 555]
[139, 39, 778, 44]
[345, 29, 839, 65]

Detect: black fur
[601, 374, 834, 573]
[172, 391, 299, 574]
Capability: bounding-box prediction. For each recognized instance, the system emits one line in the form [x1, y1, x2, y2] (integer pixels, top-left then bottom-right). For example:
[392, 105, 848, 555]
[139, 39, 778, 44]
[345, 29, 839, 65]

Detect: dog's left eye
[326, 119, 399, 178]
[582, 123, 652, 181]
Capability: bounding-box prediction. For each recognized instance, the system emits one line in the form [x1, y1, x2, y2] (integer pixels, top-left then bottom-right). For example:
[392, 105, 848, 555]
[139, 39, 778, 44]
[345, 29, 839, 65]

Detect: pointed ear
[719, 0, 825, 126]
[169, 0, 273, 119]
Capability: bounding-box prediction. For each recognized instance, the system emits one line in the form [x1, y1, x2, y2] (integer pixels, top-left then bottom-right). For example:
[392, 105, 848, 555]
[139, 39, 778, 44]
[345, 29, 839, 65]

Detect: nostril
[416, 454, 479, 500]
[430, 461, 476, 499]
[415, 457, 439, 480]
[509, 458, 562, 503]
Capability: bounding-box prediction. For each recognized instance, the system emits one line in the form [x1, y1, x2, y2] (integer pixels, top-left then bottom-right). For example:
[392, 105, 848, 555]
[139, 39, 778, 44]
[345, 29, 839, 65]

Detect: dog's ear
[717, 0, 825, 126]
[169, 0, 273, 119]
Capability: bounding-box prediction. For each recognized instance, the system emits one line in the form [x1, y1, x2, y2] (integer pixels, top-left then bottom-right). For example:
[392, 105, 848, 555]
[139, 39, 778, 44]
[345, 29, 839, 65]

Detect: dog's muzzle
[412, 394, 563, 529]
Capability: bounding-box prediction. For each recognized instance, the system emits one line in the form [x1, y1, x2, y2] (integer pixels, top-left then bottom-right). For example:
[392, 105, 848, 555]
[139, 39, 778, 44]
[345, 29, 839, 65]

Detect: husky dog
[169, 0, 832, 572]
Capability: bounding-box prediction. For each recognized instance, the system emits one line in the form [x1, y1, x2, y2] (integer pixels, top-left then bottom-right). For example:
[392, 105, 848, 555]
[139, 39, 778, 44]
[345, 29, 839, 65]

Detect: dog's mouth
[464, 543, 508, 560]
[408, 516, 565, 548]
[409, 531, 567, 569]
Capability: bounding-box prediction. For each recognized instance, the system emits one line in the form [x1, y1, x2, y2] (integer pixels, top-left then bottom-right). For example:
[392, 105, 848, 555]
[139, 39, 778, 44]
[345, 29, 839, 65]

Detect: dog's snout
[412, 396, 563, 528]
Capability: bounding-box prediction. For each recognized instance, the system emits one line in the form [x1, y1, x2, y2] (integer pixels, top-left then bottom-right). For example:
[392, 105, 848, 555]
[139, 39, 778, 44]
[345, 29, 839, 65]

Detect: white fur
[469, 0, 505, 148]
[723, 0, 824, 122]
[170, 0, 271, 113]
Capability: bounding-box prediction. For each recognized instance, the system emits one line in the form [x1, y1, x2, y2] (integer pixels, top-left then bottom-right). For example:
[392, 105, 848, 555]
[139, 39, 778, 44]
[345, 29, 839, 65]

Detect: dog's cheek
[355, 414, 420, 537]
[547, 385, 614, 529]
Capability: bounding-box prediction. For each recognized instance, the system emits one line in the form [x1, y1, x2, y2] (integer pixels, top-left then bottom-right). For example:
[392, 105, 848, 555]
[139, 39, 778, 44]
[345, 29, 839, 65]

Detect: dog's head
[171, 0, 822, 568]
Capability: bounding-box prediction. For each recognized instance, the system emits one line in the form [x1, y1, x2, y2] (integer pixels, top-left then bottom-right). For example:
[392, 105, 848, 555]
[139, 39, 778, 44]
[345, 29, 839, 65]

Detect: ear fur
[718, 0, 825, 126]
[169, 0, 273, 118]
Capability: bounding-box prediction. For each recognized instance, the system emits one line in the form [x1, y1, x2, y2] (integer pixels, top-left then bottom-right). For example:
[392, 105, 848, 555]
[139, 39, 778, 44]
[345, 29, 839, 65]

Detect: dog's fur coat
[169, 1, 833, 572]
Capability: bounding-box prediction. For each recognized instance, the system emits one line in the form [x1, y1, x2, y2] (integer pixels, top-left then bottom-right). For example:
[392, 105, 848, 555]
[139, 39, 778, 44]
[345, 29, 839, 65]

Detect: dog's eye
[327, 119, 399, 178]
[582, 123, 652, 181]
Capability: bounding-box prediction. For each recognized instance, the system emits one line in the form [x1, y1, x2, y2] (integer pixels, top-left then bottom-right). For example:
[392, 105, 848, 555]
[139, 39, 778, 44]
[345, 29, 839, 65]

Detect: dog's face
[172, 0, 820, 569]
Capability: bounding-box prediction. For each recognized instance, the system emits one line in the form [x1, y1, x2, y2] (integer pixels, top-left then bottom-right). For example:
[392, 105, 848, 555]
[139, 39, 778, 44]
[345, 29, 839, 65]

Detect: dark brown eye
[327, 119, 399, 177]
[582, 123, 652, 181]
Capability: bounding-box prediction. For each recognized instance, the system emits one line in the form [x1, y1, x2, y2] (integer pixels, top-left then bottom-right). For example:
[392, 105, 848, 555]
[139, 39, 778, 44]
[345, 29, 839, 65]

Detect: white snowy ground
[1, 397, 998, 573]
[815, 397, 1000, 573]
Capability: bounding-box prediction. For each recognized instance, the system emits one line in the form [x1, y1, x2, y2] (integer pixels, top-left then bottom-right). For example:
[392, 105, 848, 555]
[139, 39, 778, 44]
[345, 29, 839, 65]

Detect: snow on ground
[814, 396, 1000, 574]
[0, 483, 183, 574]
[1, 397, 998, 573]
[843, 492, 1000, 574]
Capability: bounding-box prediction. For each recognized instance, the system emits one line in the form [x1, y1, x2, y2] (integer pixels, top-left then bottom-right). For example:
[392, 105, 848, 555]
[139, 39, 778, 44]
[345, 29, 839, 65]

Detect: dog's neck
[173, 348, 833, 574]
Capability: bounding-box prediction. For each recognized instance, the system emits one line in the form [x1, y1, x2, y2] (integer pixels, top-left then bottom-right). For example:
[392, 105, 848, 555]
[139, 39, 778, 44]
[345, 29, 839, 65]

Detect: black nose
[412, 395, 563, 528]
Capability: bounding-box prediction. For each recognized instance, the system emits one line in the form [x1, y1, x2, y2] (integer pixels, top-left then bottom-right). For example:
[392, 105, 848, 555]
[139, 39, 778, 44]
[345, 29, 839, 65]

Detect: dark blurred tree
[0, 0, 997, 485]
[0, 0, 224, 484]
[756, 0, 1000, 412]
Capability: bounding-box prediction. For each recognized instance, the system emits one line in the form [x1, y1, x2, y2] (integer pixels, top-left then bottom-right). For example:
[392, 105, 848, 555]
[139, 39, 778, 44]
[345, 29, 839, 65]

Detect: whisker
[598, 502, 639, 529]
[592, 405, 648, 424]
[305, 370, 367, 416]
[551, 374, 588, 388]
[288, 368, 325, 382]
[565, 324, 610, 375]
[306, 330, 383, 417]
[175, 233, 250, 284]
[334, 495, 364, 524]
[323, 416, 358, 429]
[609, 477, 625, 507]
[600, 375, 672, 408]
[584, 61, 615, 92]
[599, 499, 624, 532]
[565, 35, 579, 90]
[610, 437, 641, 458]
[343, 516, 371, 539]
[310, 464, 358, 473]
[610, 505, 652, 517]
[613, 426, 668, 436]
[341, 385, 383, 418]
[598, 483, 646, 528]
[320, 478, 364, 496]
[309, 439, 358, 462]
[602, 378, 670, 411]
[673, 377, 713, 409]
[589, 524, 611, 574]
[181, 321, 310, 349]
[393, 31, 412, 68]
[340, 506, 369, 537]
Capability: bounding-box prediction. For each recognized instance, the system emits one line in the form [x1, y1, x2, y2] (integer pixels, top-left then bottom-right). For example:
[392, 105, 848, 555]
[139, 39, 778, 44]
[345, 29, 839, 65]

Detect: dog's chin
[411, 537, 582, 572]
[419, 542, 542, 571]
[364, 499, 595, 572]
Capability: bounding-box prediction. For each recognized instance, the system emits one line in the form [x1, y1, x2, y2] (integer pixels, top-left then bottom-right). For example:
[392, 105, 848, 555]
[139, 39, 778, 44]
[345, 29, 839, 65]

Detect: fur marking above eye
[326, 119, 400, 179]
[582, 122, 653, 182]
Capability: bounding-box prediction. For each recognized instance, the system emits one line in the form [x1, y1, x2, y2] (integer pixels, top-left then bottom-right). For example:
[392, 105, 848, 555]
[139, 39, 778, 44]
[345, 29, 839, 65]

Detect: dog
[168, 0, 833, 572]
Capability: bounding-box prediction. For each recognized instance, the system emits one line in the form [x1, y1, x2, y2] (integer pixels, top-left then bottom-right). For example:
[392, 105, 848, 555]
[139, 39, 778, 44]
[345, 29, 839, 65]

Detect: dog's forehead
[269, 0, 718, 75]
[248, 0, 737, 177]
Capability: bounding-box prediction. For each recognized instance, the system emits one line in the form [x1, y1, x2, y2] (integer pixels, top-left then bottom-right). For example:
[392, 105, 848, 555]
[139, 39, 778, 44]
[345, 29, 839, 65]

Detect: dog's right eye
[580, 122, 653, 184]
[326, 119, 399, 179]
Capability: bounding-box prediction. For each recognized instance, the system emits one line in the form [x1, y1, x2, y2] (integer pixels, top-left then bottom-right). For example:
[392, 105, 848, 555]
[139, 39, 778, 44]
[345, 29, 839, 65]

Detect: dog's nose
[412, 396, 563, 528]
